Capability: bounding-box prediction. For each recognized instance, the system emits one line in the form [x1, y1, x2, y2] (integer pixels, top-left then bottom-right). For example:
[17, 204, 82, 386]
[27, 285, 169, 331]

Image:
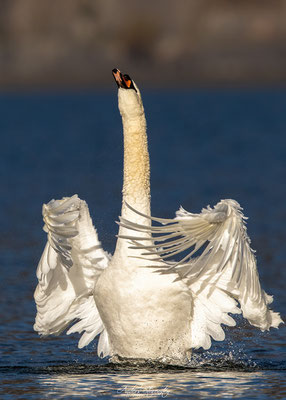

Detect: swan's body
[34, 69, 282, 364]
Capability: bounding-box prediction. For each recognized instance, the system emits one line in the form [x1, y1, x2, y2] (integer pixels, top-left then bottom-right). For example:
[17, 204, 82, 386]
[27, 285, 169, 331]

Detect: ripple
[0, 357, 285, 376]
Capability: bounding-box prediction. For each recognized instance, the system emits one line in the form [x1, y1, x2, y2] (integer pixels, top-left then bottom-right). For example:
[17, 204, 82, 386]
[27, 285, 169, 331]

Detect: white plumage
[121, 200, 282, 351]
[34, 195, 110, 356]
[34, 68, 282, 364]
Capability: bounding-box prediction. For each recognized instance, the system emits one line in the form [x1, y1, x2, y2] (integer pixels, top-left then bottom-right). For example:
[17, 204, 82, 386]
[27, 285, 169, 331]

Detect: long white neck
[114, 95, 151, 258]
[122, 113, 150, 216]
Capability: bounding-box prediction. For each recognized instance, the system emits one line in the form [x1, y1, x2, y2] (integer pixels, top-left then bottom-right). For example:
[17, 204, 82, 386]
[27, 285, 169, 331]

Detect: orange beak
[112, 68, 135, 91]
[112, 68, 123, 87]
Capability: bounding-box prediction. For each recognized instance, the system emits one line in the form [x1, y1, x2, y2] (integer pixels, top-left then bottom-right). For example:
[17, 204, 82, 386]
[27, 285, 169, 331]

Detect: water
[0, 90, 285, 399]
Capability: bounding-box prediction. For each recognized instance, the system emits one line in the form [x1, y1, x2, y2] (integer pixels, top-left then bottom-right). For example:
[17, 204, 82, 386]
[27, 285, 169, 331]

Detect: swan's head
[112, 68, 144, 120]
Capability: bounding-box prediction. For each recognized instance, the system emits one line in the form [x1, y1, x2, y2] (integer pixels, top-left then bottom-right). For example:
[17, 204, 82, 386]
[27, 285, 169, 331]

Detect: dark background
[0, 0, 286, 90]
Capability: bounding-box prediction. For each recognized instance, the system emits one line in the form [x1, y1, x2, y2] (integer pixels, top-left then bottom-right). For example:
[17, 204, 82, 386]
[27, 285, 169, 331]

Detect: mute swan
[34, 68, 282, 364]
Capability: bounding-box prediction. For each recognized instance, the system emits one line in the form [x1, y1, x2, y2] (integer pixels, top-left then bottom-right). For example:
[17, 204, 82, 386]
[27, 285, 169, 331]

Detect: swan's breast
[94, 263, 192, 360]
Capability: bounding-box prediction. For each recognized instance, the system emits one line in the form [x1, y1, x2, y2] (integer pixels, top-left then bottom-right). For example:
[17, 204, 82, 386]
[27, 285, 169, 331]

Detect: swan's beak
[112, 68, 123, 88]
[112, 68, 136, 91]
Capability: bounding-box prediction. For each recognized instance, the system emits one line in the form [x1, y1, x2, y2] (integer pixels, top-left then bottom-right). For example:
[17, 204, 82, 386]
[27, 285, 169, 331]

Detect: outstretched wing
[34, 195, 111, 357]
[121, 199, 282, 349]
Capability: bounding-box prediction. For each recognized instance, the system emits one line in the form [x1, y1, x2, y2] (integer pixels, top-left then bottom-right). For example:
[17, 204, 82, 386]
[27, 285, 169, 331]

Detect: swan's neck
[122, 114, 150, 213]
[115, 111, 151, 258]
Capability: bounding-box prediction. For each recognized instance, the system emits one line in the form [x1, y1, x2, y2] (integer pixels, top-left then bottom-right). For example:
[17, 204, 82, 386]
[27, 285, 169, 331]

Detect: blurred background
[1, 0, 286, 89]
[0, 2, 285, 399]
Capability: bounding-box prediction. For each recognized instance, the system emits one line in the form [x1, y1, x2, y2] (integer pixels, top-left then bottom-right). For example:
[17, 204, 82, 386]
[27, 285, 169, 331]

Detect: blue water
[0, 90, 285, 399]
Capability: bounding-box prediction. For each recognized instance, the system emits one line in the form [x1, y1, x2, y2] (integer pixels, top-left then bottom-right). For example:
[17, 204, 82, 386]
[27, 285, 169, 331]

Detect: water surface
[0, 90, 285, 399]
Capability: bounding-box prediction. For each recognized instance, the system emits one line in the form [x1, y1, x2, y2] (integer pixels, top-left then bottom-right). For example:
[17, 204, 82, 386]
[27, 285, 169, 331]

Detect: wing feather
[121, 199, 283, 349]
[34, 195, 111, 357]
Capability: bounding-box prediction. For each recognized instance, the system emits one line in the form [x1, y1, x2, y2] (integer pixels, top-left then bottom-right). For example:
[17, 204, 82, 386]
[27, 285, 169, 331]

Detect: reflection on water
[1, 361, 285, 400]
[1, 370, 283, 400]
